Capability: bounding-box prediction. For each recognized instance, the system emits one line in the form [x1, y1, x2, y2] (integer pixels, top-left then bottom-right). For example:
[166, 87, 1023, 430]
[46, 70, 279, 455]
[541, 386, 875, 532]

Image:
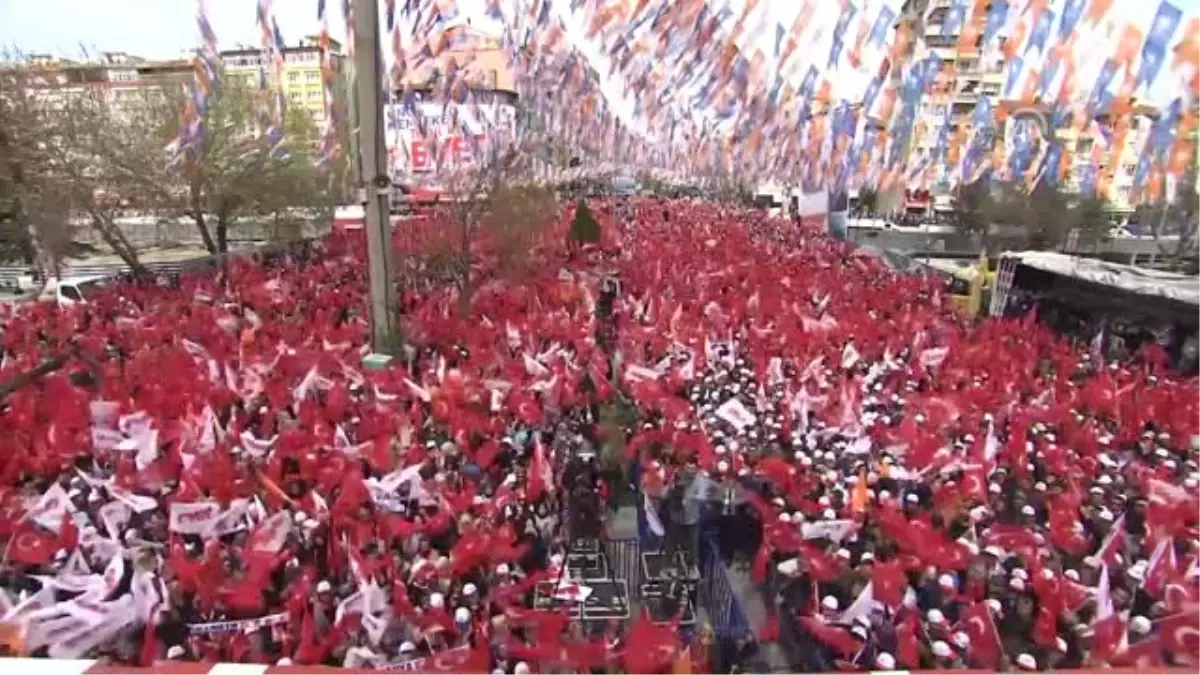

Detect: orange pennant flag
[1086, 0, 1114, 26]
[1114, 24, 1144, 68]
[1174, 18, 1199, 70]
[851, 469, 870, 513]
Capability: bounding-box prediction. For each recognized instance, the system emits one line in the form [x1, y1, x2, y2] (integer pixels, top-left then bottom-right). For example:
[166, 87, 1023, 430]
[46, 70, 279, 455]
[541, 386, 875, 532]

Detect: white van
[37, 275, 111, 306]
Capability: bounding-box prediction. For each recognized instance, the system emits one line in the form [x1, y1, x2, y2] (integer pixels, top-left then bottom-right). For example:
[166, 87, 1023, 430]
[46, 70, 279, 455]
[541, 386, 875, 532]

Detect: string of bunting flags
[169, 0, 1196, 196]
[376, 0, 1196, 200]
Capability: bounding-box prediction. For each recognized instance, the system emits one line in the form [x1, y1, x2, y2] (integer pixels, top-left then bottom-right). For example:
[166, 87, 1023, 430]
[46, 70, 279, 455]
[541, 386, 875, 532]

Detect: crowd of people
[0, 197, 1196, 673]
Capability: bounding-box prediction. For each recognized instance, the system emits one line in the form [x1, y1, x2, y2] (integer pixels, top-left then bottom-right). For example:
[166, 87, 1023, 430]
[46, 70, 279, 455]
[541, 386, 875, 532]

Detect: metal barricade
[603, 537, 643, 601]
[696, 537, 752, 640]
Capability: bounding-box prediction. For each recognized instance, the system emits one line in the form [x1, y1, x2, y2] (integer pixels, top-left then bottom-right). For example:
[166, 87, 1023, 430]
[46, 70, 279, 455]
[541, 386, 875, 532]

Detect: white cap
[276, 658, 293, 666]
[850, 624, 868, 639]
[166, 645, 185, 659]
[1010, 578, 1026, 592]
[293, 511, 308, 523]
[938, 573, 956, 589]
[1131, 615, 1151, 635]
[316, 580, 332, 593]
[496, 563, 510, 575]
[455, 607, 471, 623]
[514, 662, 531, 675]
[927, 608, 945, 624]
[463, 583, 478, 596]
[430, 592, 445, 609]
[400, 641, 416, 653]
[932, 640, 952, 658]
[1064, 569, 1080, 582]
[779, 513, 792, 524]
[1016, 653, 1037, 670]
[986, 598, 1002, 615]
[836, 548, 851, 560]
[875, 652, 895, 669]
[1012, 568, 1028, 581]
[822, 595, 839, 611]
[953, 631, 970, 649]
[1020, 505, 1036, 517]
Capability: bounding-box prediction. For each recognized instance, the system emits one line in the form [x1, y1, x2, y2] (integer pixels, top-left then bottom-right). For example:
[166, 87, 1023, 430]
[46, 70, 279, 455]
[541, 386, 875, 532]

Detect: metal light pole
[352, 0, 400, 358]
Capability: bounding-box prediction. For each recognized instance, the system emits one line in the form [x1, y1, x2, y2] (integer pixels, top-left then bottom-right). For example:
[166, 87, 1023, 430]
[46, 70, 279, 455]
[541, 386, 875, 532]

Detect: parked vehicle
[37, 275, 112, 306]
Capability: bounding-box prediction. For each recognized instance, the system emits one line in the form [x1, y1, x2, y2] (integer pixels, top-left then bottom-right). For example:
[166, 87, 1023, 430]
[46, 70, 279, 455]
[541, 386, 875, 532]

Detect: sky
[2, 0, 1196, 127]
[0, 0, 351, 60]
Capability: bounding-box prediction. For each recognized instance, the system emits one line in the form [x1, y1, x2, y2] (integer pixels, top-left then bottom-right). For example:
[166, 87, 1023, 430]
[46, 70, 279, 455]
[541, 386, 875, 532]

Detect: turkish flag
[955, 601, 1002, 669]
[1157, 612, 1200, 665]
[7, 522, 58, 566]
[1111, 636, 1164, 668]
[797, 616, 861, 658]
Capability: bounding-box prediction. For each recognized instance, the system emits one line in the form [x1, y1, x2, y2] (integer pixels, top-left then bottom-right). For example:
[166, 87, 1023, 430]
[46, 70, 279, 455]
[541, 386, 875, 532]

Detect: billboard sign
[385, 97, 515, 178]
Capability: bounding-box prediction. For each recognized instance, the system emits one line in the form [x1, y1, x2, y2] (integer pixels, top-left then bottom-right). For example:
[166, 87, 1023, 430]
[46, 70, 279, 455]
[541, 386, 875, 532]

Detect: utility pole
[352, 0, 400, 358]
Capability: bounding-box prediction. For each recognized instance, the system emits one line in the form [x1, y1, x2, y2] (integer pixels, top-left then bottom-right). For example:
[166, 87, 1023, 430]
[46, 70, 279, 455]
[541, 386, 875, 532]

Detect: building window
[1076, 138, 1094, 153]
[288, 92, 302, 103]
[288, 72, 300, 83]
[307, 90, 321, 100]
[306, 69, 320, 81]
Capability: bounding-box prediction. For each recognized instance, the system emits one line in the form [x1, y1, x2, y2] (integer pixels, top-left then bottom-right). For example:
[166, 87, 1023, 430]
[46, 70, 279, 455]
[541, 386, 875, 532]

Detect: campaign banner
[385, 99, 515, 176]
[168, 501, 248, 537]
[186, 612, 288, 636]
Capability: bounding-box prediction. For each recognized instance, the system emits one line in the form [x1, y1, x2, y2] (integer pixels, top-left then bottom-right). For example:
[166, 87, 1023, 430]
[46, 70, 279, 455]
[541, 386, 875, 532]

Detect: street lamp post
[352, 0, 401, 360]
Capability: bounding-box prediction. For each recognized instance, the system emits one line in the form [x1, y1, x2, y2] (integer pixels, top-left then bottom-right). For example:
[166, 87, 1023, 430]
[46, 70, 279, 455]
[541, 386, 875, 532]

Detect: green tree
[1146, 158, 1200, 264]
[950, 179, 997, 246]
[1019, 180, 1072, 249]
[1065, 193, 1114, 251]
[568, 199, 601, 247]
[158, 76, 335, 254]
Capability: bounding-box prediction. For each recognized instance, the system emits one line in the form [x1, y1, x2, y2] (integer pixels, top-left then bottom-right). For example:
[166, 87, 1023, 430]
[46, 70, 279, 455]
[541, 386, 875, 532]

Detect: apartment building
[219, 36, 346, 132]
[886, 0, 1175, 214]
[914, 0, 1006, 147]
[5, 51, 194, 115]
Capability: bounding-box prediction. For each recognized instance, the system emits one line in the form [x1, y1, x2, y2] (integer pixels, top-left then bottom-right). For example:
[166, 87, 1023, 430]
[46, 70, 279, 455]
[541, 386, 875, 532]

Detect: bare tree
[434, 149, 558, 317]
[0, 58, 162, 276]
[0, 59, 106, 275]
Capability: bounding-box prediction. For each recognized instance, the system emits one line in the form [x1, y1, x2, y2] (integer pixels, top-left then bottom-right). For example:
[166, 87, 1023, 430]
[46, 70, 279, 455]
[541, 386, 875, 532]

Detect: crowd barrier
[603, 536, 643, 602]
[697, 538, 752, 642]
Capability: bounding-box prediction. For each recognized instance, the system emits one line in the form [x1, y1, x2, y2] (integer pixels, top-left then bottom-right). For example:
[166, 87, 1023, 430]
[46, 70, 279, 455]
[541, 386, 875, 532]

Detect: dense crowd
[0, 198, 1196, 673]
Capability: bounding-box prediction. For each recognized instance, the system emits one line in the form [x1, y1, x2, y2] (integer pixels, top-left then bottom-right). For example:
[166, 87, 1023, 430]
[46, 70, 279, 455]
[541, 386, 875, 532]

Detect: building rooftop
[399, 26, 514, 94]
